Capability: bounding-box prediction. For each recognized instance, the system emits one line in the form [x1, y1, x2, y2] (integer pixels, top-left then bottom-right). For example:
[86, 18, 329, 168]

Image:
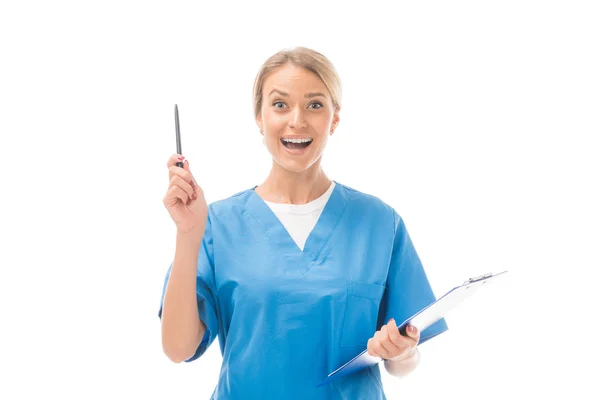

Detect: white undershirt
[263, 181, 336, 251]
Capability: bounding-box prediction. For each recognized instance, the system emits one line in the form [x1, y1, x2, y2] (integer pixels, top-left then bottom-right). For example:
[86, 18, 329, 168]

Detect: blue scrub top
[158, 181, 448, 399]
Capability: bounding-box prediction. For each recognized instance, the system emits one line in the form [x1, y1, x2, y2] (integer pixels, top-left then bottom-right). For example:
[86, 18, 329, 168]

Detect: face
[256, 63, 340, 173]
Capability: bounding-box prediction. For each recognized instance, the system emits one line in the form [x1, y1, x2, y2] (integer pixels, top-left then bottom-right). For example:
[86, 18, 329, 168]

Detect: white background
[1, 1, 598, 399]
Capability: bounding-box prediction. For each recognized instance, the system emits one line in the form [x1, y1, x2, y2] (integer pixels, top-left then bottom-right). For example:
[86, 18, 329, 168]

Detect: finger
[386, 319, 407, 348]
[371, 330, 392, 359]
[165, 185, 190, 205]
[183, 160, 202, 199]
[169, 174, 194, 196]
[182, 160, 197, 188]
[367, 337, 385, 358]
[167, 155, 187, 182]
[367, 338, 376, 357]
[169, 165, 195, 190]
[405, 325, 421, 343]
[169, 175, 195, 200]
[167, 154, 186, 168]
[379, 326, 402, 357]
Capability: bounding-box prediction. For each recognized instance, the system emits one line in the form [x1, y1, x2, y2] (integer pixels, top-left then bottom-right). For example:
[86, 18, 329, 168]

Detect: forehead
[263, 63, 328, 95]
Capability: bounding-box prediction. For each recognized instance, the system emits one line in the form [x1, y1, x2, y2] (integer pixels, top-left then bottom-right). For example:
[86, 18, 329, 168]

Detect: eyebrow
[268, 89, 326, 99]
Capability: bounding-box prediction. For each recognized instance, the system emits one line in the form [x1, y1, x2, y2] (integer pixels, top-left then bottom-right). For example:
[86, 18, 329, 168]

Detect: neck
[256, 159, 332, 204]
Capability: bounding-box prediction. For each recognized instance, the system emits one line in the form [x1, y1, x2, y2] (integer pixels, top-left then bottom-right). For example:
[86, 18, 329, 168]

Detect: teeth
[282, 138, 313, 143]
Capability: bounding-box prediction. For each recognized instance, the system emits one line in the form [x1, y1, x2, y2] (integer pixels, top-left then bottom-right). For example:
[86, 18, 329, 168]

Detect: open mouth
[280, 137, 313, 150]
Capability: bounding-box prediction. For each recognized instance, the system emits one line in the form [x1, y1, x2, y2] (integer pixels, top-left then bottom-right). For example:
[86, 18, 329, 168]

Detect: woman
[159, 46, 447, 399]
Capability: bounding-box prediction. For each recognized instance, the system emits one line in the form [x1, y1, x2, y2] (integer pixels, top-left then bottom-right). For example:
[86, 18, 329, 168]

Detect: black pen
[175, 104, 183, 168]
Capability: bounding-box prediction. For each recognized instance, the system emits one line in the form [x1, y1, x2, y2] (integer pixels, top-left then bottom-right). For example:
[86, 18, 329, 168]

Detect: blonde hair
[252, 46, 342, 119]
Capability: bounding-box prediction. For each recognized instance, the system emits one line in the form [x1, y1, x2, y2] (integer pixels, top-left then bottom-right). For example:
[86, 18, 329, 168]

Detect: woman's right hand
[163, 154, 208, 237]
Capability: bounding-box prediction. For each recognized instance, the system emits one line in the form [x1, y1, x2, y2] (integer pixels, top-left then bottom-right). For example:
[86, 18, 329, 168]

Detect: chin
[269, 139, 325, 173]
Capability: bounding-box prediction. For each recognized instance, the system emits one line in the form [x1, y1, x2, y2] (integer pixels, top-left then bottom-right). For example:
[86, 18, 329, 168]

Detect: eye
[309, 102, 323, 109]
[273, 101, 286, 109]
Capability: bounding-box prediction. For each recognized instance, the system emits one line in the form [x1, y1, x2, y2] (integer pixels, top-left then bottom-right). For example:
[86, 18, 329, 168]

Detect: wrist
[176, 226, 204, 245]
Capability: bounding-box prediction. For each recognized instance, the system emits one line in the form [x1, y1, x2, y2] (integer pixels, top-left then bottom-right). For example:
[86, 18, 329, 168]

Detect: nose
[288, 106, 307, 129]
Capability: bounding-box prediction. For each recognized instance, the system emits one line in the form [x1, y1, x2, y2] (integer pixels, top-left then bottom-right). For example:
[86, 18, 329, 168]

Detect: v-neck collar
[245, 180, 349, 263]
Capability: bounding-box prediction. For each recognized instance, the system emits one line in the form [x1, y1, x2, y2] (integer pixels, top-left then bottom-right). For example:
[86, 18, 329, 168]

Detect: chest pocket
[340, 280, 386, 348]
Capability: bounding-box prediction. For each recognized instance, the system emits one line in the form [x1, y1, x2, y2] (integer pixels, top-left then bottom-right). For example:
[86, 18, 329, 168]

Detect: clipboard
[317, 270, 508, 387]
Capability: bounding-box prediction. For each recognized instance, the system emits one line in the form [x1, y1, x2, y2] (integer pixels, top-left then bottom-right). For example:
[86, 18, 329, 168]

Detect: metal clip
[464, 273, 493, 285]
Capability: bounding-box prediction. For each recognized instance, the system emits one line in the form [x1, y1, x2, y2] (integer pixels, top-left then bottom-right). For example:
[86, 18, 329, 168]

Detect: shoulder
[335, 181, 402, 230]
[206, 187, 254, 219]
[335, 181, 397, 214]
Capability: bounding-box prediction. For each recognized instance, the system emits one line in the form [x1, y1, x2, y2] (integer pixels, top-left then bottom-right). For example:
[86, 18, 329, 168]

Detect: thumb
[183, 160, 198, 191]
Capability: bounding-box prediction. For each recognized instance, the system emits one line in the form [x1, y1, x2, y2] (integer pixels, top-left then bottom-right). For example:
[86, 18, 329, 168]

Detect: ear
[330, 108, 340, 135]
[256, 112, 264, 134]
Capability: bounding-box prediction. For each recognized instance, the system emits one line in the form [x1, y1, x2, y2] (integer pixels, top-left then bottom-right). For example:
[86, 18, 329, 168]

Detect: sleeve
[158, 212, 220, 362]
[377, 210, 449, 345]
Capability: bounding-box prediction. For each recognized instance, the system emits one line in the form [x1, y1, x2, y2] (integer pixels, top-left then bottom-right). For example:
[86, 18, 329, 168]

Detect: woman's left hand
[367, 318, 420, 361]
